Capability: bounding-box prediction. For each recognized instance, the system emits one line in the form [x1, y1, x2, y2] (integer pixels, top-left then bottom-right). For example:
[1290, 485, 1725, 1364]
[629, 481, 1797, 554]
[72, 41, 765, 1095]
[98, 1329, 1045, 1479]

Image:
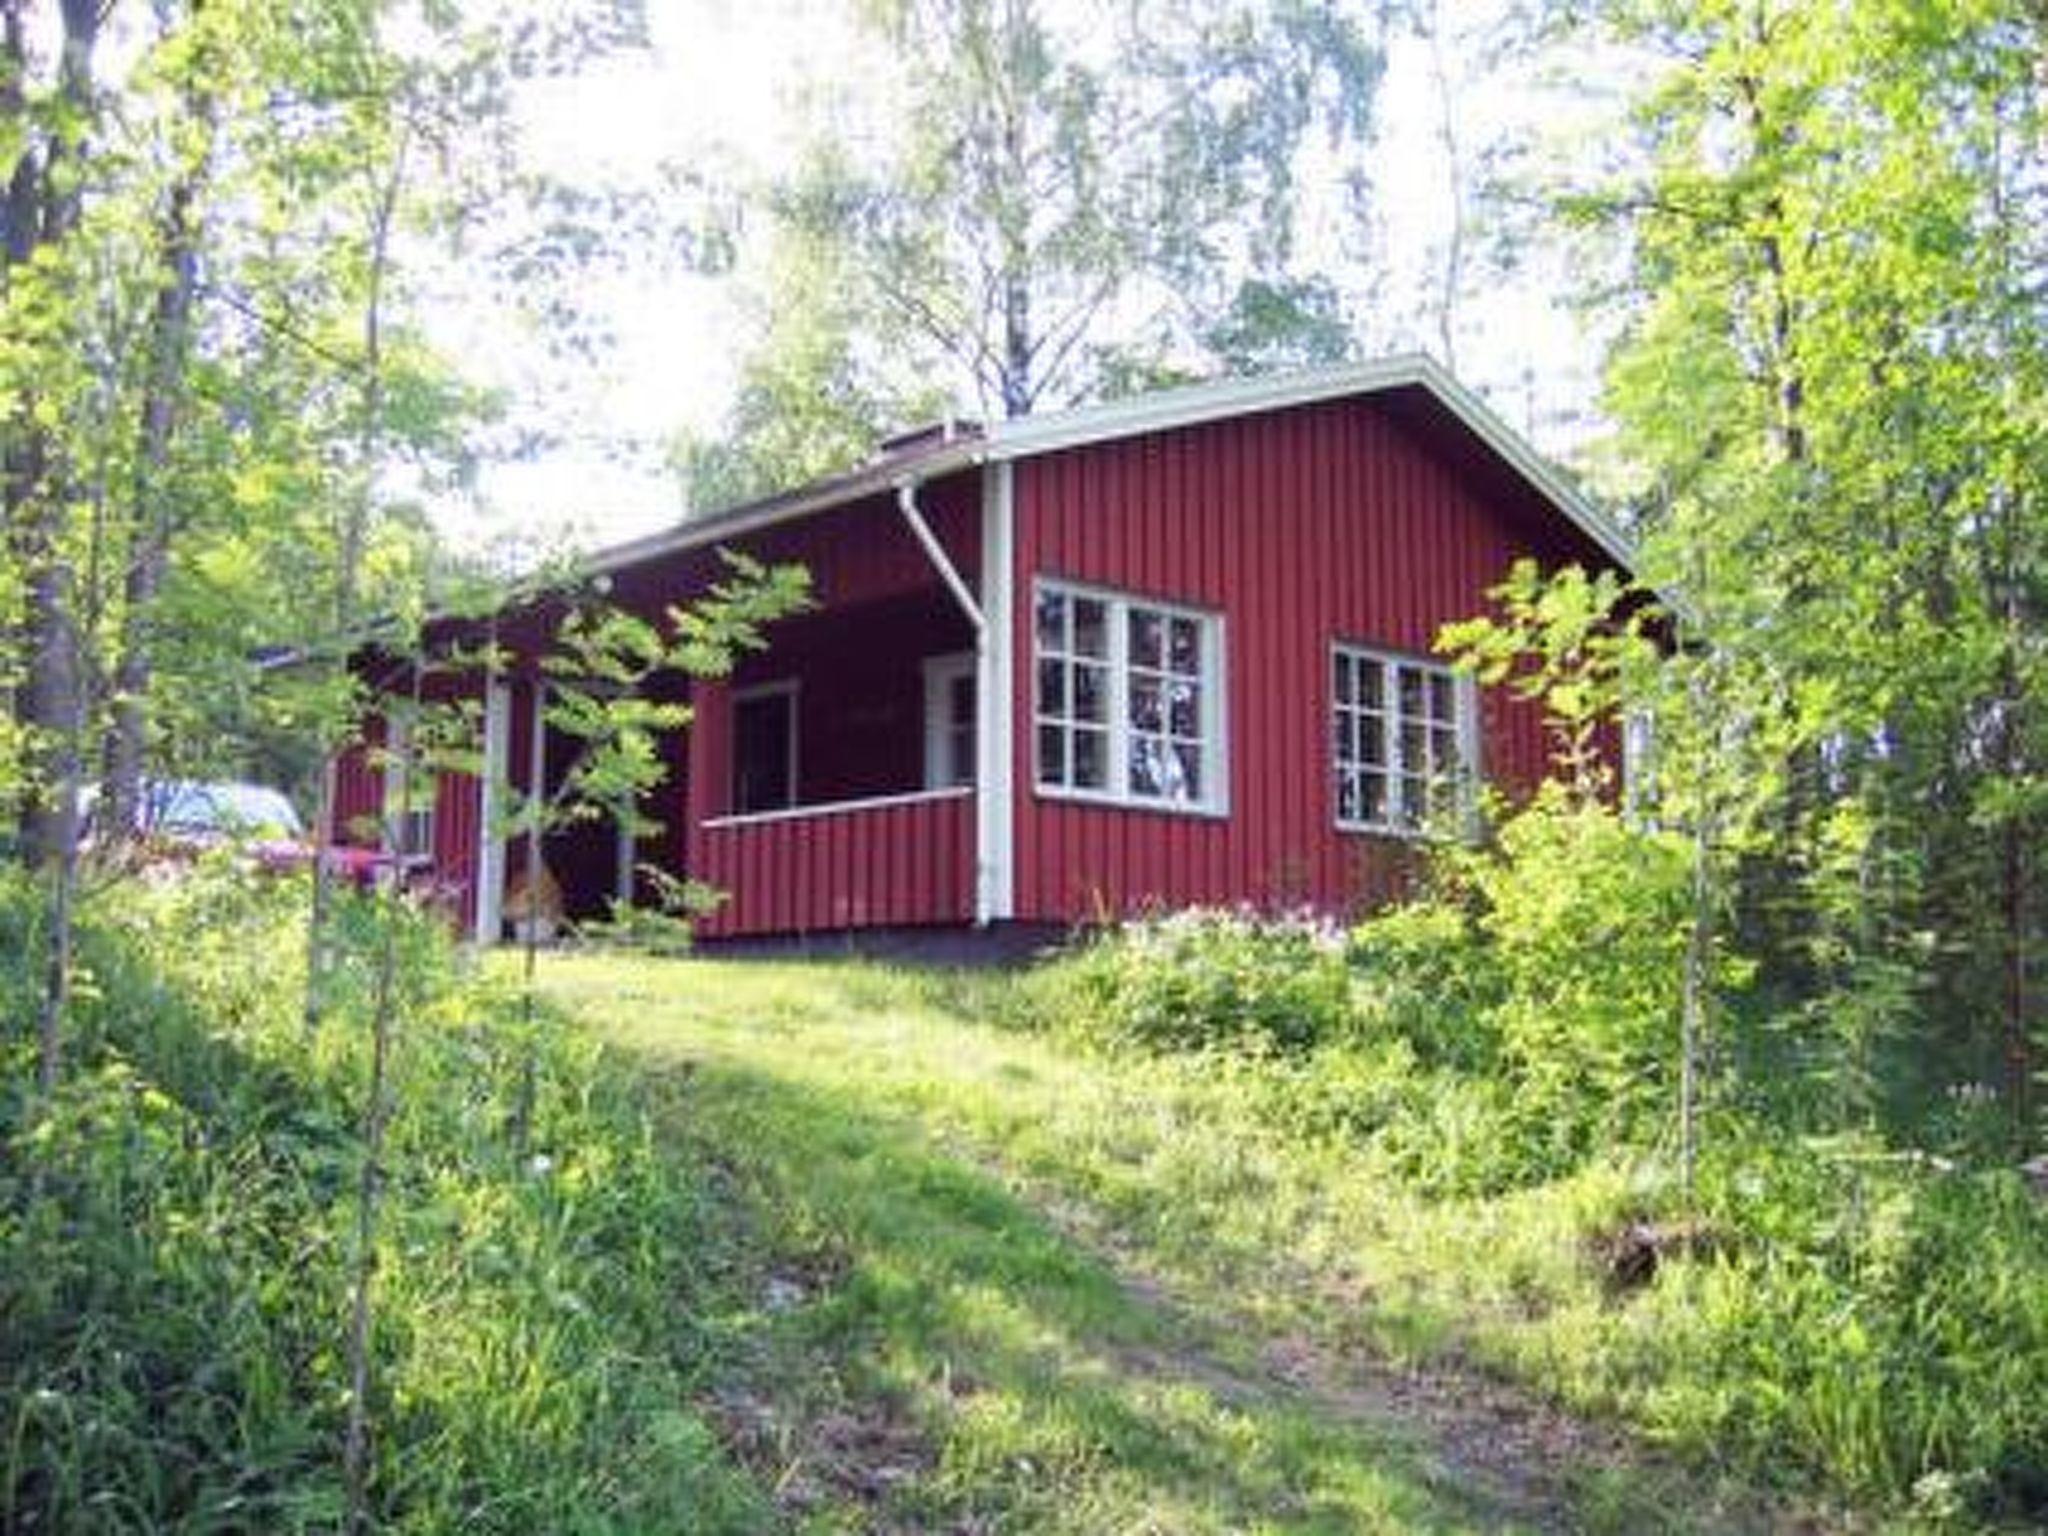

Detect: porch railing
[694, 786, 974, 937]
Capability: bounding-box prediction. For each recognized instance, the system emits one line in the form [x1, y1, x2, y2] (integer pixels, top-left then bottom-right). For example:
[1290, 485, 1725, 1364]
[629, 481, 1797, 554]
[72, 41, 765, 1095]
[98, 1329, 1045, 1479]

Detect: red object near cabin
[327, 357, 1636, 944]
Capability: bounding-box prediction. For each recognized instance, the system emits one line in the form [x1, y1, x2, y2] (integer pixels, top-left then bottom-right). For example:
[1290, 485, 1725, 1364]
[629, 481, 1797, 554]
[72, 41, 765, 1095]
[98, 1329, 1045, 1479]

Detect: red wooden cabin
[328, 356, 1635, 943]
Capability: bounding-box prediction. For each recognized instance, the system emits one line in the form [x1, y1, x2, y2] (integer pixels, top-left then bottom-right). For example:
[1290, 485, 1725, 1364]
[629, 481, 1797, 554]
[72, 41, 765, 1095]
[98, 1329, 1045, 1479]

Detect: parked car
[86, 779, 384, 883]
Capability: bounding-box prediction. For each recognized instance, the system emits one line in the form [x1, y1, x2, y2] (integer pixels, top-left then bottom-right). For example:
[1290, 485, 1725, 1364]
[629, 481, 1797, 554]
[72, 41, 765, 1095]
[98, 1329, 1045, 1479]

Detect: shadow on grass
[624, 1043, 1569, 1536]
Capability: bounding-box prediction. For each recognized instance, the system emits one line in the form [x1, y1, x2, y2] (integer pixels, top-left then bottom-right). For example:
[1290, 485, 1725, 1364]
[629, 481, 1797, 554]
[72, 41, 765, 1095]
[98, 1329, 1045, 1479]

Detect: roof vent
[875, 417, 983, 457]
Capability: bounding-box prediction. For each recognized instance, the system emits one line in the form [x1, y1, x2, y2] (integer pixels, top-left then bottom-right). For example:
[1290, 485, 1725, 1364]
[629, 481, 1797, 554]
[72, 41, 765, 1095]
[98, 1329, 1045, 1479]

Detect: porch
[427, 468, 1007, 944]
[679, 515, 1003, 939]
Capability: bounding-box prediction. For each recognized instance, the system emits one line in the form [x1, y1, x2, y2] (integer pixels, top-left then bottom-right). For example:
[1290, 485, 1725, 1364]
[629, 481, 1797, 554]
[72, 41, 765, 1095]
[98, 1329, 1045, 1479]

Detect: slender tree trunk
[308, 133, 409, 1034]
[1997, 509, 2032, 1151]
[104, 137, 209, 839]
[1735, 66, 1808, 471]
[1985, 115, 2035, 1154]
[1000, 271, 1031, 419]
[8, 0, 99, 869]
[2002, 813, 2028, 1149]
[6, 0, 101, 1103]
[1421, 0, 1465, 373]
[997, 1, 1033, 419]
[1681, 815, 1711, 1202]
[512, 677, 546, 1151]
[35, 725, 83, 1097]
[341, 858, 400, 1532]
[1, 7, 33, 843]
[1679, 662, 1713, 1212]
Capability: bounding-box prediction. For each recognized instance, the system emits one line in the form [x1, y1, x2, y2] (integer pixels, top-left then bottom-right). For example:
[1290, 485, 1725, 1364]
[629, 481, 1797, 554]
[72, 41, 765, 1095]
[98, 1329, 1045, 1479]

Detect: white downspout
[896, 481, 985, 635]
[897, 477, 1011, 925]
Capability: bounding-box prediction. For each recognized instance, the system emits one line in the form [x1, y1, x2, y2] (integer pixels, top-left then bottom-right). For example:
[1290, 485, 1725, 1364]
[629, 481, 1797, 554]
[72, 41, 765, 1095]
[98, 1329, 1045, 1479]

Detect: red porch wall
[1008, 394, 1619, 925]
[693, 789, 974, 938]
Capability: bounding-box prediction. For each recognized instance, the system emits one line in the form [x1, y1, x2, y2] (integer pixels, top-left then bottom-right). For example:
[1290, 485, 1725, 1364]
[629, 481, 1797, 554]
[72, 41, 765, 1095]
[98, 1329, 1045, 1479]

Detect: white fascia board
[983, 356, 1434, 459]
[567, 355, 1635, 592]
[581, 447, 984, 581]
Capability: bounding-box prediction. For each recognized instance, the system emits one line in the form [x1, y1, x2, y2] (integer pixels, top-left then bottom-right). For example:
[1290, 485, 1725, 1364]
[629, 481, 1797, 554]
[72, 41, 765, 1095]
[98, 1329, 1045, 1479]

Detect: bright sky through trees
[435, 0, 1617, 550]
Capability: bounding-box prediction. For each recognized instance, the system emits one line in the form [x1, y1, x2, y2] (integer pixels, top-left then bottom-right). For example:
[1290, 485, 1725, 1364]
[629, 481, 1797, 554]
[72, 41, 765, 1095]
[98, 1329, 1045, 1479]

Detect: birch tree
[682, 0, 1385, 505]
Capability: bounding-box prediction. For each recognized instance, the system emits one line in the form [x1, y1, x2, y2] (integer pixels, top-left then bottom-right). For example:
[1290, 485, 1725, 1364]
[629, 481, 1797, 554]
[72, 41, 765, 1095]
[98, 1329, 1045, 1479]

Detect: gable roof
[594, 352, 1633, 580]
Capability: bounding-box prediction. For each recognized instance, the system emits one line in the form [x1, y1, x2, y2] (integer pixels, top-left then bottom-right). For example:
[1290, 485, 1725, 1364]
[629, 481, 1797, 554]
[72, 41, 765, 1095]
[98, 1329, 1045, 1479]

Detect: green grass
[1, 871, 769, 1533]
[542, 952, 1797, 1534]
[18, 887, 2016, 1532]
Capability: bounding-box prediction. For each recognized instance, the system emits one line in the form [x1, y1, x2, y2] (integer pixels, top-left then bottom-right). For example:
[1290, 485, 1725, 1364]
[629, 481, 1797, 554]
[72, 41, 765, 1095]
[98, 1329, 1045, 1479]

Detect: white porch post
[474, 678, 510, 944]
[978, 461, 1016, 923]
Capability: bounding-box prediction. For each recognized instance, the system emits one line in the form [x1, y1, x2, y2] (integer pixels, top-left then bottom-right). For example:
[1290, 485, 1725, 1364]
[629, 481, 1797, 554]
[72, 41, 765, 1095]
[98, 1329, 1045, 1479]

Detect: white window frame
[922, 650, 977, 791]
[1330, 642, 1478, 839]
[1032, 577, 1229, 817]
[380, 714, 436, 865]
[731, 679, 800, 815]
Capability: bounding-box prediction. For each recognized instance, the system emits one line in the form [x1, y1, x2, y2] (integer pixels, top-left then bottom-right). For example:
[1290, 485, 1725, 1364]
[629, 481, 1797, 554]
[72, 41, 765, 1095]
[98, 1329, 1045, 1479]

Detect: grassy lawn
[539, 952, 1801, 1534]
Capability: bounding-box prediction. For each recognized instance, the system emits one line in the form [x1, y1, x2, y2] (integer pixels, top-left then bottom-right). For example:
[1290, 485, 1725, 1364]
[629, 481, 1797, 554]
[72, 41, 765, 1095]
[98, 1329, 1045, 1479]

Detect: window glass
[948, 674, 975, 781]
[1332, 645, 1470, 835]
[734, 689, 796, 813]
[1034, 581, 1219, 808]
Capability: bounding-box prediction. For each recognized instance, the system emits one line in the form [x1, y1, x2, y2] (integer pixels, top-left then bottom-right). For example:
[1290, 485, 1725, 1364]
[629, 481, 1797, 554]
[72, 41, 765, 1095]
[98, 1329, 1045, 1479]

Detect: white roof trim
[583, 449, 982, 580]
[577, 352, 1634, 582]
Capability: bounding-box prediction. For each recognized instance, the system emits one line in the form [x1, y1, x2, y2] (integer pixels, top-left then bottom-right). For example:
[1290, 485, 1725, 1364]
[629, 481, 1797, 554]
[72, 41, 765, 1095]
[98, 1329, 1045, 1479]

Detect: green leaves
[686, 0, 1385, 497]
[1545, 0, 2048, 1149]
[1438, 558, 1661, 803]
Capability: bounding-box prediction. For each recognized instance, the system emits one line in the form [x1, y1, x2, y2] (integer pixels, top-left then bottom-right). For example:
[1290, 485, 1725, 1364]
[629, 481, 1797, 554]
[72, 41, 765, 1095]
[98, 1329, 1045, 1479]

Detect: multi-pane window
[1332, 646, 1473, 834]
[1035, 587, 1114, 793]
[1035, 582, 1222, 811]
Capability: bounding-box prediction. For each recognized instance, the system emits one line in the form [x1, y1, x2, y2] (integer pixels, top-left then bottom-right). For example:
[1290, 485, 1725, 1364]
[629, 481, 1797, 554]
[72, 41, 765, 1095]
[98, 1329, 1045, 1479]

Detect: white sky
[432, 0, 1627, 553]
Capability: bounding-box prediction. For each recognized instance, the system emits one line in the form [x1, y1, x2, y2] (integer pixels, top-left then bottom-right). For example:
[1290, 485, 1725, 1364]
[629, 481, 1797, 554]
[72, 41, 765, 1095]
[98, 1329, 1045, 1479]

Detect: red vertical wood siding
[607, 475, 982, 621]
[419, 672, 482, 929]
[1009, 394, 1617, 925]
[329, 723, 383, 846]
[685, 678, 730, 865]
[721, 591, 973, 806]
[681, 477, 980, 928]
[693, 789, 974, 938]
[432, 766, 479, 929]
[334, 677, 487, 928]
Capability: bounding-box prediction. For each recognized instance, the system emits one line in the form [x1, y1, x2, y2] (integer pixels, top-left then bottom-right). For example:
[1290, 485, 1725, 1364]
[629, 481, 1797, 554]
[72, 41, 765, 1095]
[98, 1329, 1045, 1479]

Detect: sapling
[497, 555, 810, 1149]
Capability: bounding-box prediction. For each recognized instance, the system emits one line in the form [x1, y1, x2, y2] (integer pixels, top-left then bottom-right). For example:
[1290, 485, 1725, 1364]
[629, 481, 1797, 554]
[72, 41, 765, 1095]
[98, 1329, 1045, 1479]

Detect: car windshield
[144, 781, 303, 838]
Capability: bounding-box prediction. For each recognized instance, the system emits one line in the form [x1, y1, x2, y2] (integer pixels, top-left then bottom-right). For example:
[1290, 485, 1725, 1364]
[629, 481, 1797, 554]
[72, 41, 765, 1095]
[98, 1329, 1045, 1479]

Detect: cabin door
[923, 651, 976, 789]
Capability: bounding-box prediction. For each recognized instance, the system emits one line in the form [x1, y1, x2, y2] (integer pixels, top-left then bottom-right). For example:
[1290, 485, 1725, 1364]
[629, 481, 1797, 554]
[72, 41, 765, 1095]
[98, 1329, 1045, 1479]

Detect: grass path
[539, 953, 1793, 1534]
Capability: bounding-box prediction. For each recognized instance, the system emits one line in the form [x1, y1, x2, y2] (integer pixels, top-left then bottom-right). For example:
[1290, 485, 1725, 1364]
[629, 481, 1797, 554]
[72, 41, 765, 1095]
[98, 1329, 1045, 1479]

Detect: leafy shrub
[1464, 788, 1704, 1167]
[0, 865, 763, 1532]
[1063, 907, 1352, 1055]
[575, 865, 724, 956]
[1640, 1137, 2048, 1521]
[1017, 801, 2047, 1520]
[1346, 899, 1501, 1070]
